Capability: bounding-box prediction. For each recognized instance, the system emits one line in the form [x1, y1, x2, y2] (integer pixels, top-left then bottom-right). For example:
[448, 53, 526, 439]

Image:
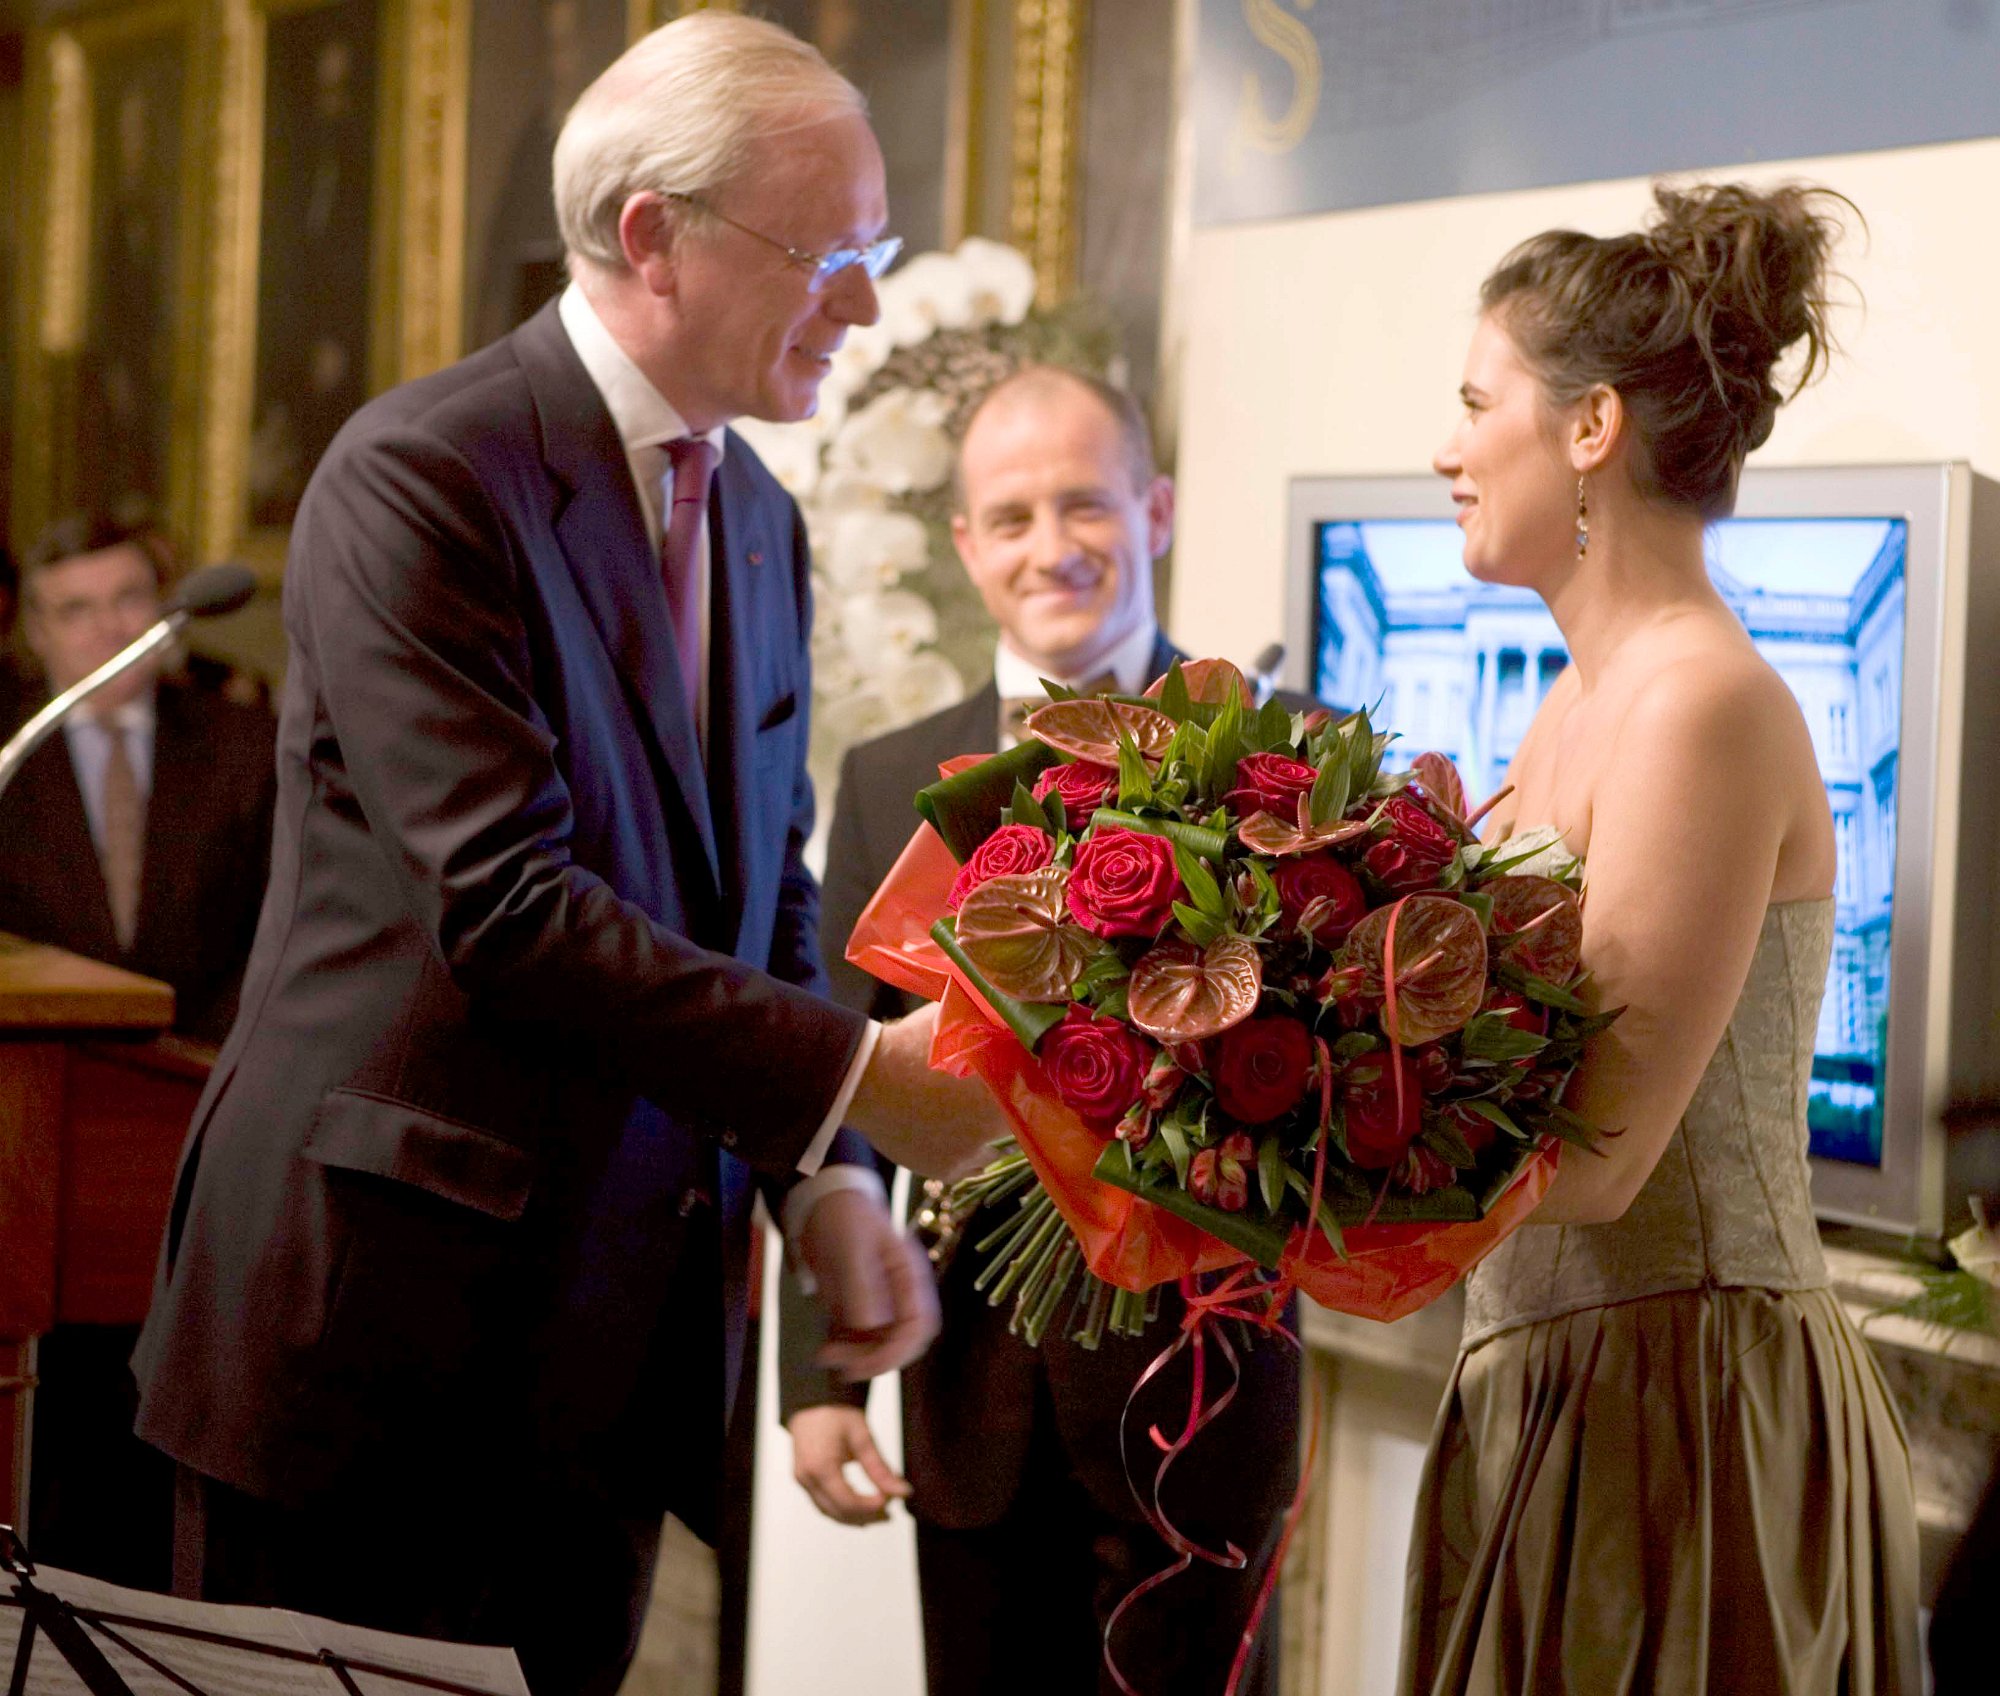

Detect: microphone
[1249, 642, 1286, 705]
[0, 562, 259, 801]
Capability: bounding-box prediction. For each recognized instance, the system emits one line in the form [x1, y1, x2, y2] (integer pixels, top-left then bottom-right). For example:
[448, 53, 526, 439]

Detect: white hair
[553, 13, 865, 272]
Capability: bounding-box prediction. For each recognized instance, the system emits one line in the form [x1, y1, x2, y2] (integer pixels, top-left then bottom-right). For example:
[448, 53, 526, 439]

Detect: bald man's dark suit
[778, 640, 1301, 1696]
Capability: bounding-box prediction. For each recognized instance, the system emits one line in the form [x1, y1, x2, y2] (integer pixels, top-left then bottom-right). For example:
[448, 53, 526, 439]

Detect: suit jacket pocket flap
[302, 1089, 535, 1221]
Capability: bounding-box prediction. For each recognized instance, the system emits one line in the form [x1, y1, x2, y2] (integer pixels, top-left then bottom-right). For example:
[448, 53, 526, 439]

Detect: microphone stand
[0, 564, 256, 803]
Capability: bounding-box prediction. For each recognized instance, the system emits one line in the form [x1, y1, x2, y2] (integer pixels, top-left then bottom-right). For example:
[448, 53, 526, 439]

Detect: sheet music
[4, 1565, 529, 1696]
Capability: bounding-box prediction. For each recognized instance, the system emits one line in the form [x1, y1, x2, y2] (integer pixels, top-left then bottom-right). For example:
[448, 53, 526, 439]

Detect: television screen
[1313, 516, 1908, 1168]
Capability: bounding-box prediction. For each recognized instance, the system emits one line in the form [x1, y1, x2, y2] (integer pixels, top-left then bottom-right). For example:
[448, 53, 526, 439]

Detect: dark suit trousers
[912, 1379, 1280, 1696]
[173, 1466, 662, 1696]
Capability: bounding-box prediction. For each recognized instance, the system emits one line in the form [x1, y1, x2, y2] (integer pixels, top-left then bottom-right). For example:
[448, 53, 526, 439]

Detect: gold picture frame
[10, 1, 208, 555]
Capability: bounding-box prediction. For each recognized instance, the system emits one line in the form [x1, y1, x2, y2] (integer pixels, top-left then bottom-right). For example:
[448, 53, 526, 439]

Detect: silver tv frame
[1282, 462, 2000, 1236]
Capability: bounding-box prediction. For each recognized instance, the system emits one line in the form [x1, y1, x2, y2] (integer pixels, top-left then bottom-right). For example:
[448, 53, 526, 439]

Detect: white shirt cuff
[780, 1161, 890, 1245]
[794, 1018, 881, 1177]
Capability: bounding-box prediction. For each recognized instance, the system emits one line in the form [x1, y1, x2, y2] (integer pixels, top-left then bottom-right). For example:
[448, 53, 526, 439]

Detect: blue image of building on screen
[1314, 517, 1906, 1168]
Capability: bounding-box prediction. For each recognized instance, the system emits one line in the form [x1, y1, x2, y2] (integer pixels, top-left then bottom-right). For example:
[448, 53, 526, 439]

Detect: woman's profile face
[1433, 312, 1579, 588]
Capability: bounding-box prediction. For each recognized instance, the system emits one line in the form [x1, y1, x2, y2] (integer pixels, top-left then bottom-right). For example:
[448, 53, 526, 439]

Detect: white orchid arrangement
[733, 236, 1115, 815]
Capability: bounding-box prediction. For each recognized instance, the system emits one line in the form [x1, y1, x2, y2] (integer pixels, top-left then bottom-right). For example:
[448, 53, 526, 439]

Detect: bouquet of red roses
[847, 658, 1616, 1346]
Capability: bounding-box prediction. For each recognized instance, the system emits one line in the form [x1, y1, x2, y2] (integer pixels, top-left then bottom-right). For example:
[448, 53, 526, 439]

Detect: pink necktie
[661, 437, 718, 716]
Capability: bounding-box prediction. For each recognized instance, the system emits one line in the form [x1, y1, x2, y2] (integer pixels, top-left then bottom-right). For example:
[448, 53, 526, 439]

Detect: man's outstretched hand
[846, 1002, 1007, 1180]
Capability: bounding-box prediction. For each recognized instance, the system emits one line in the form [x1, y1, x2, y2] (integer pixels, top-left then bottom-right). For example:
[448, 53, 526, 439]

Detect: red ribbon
[1102, 1269, 1321, 1696]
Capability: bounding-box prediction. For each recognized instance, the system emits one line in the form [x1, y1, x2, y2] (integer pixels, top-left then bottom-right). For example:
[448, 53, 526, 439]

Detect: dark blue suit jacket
[133, 300, 869, 1543]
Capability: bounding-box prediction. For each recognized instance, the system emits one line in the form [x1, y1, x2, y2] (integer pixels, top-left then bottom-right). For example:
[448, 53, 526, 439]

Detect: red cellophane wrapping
[846, 789, 1557, 1324]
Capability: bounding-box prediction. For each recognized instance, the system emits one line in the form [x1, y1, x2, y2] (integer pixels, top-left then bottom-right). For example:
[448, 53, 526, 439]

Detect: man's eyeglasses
[666, 192, 902, 293]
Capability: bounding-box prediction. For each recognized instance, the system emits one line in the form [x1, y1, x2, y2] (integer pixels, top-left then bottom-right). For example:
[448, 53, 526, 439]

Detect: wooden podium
[0, 933, 211, 1533]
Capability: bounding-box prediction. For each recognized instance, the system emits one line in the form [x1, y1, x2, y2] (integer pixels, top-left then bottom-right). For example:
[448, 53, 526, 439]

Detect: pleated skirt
[1397, 1286, 1923, 1696]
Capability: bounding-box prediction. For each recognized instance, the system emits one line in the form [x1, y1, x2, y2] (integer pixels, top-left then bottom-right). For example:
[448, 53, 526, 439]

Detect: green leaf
[1090, 809, 1228, 862]
[1257, 1133, 1286, 1215]
[1245, 857, 1281, 919]
[916, 741, 1061, 863]
[928, 918, 1068, 1051]
[1115, 730, 1155, 810]
[1331, 1031, 1381, 1060]
[1284, 1170, 1349, 1255]
[1071, 948, 1130, 999]
[1459, 889, 1494, 931]
[1007, 780, 1050, 834]
[1174, 844, 1227, 919]
[1159, 660, 1191, 723]
[1419, 1116, 1478, 1167]
[1038, 678, 1081, 703]
[1172, 902, 1227, 947]
[1204, 688, 1248, 799]
[1457, 1097, 1528, 1140]
[1497, 964, 1590, 1015]
[1043, 787, 1068, 840]
[1256, 697, 1295, 752]
[1157, 1118, 1193, 1189]
[1461, 1012, 1550, 1063]
[1093, 1141, 1289, 1268]
[1307, 753, 1351, 828]
[1535, 1101, 1610, 1151]
[1096, 983, 1130, 1022]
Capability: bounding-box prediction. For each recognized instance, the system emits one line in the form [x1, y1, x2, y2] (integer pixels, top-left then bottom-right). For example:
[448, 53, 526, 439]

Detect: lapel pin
[747, 549, 764, 566]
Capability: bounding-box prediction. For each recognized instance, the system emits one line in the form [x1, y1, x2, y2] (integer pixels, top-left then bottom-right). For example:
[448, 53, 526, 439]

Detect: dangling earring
[1575, 476, 1589, 561]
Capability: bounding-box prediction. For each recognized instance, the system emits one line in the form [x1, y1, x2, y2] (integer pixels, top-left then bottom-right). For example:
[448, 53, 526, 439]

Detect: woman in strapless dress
[1398, 182, 1921, 1696]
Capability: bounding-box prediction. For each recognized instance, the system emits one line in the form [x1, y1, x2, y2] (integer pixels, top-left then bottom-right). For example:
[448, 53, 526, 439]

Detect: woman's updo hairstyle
[1480, 181, 1852, 518]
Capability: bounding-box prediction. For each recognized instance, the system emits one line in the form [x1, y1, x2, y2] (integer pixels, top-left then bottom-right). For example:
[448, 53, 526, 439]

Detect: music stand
[2, 1526, 530, 1696]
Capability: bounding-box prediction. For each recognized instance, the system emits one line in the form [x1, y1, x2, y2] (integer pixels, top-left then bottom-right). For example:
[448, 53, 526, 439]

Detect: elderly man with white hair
[131, 16, 1002, 1694]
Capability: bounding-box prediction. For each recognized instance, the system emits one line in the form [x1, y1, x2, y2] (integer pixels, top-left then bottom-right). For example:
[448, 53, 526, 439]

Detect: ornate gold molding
[1009, 0, 1086, 306]
[194, 0, 265, 567]
[378, 0, 470, 384]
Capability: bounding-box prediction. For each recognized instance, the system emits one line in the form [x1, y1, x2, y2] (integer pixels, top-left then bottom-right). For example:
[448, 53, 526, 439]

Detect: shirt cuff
[795, 1018, 881, 1177]
[780, 1160, 890, 1246]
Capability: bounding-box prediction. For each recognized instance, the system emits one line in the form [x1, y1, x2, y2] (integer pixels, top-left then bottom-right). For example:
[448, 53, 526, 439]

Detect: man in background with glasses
[133, 16, 998, 1695]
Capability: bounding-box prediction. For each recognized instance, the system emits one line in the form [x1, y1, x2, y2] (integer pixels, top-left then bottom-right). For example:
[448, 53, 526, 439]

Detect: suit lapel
[512, 304, 721, 901]
[704, 448, 784, 941]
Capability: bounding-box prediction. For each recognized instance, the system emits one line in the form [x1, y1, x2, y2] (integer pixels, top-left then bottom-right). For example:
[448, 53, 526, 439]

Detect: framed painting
[11, 3, 204, 551]
[243, 0, 384, 531]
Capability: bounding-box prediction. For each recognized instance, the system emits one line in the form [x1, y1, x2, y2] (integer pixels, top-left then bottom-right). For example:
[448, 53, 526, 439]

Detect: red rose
[1212, 1016, 1314, 1124]
[1343, 1050, 1421, 1168]
[1272, 853, 1367, 945]
[1485, 991, 1549, 1038]
[1066, 828, 1181, 938]
[1224, 752, 1319, 820]
[1361, 795, 1458, 894]
[946, 823, 1056, 911]
[1040, 1003, 1155, 1129]
[1033, 760, 1118, 818]
[1447, 1101, 1498, 1158]
[1190, 1131, 1255, 1211]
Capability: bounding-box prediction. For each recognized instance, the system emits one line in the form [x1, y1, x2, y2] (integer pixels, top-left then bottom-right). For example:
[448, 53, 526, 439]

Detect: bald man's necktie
[99, 722, 143, 951]
[661, 437, 719, 717]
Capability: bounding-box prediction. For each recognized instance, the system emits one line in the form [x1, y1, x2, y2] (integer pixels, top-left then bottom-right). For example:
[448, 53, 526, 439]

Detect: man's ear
[949, 510, 975, 573]
[617, 191, 679, 295]
[1144, 475, 1175, 561]
[1568, 384, 1624, 476]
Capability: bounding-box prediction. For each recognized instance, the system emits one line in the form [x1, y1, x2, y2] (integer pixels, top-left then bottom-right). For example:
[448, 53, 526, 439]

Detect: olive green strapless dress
[1399, 900, 1922, 1696]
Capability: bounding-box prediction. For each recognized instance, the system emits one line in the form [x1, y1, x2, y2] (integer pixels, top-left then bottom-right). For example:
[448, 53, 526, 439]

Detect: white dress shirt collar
[557, 282, 726, 467]
[993, 616, 1163, 705]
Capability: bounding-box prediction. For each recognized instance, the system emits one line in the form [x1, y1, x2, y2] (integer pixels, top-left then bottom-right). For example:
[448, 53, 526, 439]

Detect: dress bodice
[1462, 898, 1834, 1349]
